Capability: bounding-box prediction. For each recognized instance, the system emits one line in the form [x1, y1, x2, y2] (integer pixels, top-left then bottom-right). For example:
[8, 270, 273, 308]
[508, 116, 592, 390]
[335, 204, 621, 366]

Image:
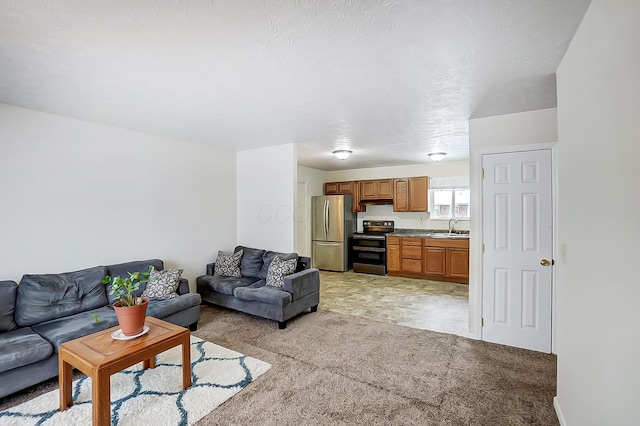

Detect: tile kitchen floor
[319, 270, 470, 337]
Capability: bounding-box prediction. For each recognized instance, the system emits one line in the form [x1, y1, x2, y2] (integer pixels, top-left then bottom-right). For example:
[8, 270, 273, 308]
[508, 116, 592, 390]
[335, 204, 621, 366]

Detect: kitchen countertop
[386, 228, 470, 239]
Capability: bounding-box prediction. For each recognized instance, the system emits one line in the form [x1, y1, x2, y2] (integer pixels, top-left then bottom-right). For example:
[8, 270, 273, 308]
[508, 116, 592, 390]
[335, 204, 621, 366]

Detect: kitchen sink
[426, 233, 469, 238]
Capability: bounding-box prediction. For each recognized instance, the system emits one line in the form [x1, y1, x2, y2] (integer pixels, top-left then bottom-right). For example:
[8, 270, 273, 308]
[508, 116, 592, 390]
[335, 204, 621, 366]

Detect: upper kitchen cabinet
[393, 176, 429, 212]
[324, 181, 365, 212]
[360, 179, 393, 200]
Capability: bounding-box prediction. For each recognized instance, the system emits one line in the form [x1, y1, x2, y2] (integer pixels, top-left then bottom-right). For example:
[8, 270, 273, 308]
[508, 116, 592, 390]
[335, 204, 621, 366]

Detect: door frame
[469, 141, 558, 354]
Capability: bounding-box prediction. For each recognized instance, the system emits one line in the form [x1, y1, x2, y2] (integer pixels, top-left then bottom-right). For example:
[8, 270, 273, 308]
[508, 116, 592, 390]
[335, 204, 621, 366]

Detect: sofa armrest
[206, 262, 216, 276]
[177, 278, 190, 295]
[283, 268, 320, 300]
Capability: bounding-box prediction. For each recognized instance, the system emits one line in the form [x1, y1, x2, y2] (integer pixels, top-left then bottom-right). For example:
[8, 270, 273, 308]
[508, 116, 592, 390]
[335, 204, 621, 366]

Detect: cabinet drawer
[402, 245, 422, 259]
[402, 237, 422, 246]
[402, 259, 423, 273]
[387, 236, 400, 245]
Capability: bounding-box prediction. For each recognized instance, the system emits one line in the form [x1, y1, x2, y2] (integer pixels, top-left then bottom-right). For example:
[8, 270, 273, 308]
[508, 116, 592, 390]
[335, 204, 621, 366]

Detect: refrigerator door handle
[324, 199, 329, 238]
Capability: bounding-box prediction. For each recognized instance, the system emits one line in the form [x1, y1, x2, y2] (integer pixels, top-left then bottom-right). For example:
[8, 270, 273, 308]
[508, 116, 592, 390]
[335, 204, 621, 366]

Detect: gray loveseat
[196, 246, 320, 329]
[0, 259, 201, 399]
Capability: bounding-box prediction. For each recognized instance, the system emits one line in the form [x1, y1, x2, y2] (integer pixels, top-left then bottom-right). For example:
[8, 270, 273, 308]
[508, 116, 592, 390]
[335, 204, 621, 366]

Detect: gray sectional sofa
[197, 246, 320, 329]
[0, 259, 201, 399]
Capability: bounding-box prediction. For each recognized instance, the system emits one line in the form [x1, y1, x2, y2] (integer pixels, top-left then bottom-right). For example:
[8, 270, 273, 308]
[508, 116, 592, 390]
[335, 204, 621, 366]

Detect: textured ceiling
[0, 0, 590, 171]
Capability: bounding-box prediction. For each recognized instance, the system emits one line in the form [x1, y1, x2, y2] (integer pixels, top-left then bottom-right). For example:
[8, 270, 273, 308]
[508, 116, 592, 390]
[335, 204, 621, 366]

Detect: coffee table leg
[58, 355, 73, 411]
[182, 336, 191, 389]
[93, 368, 111, 426]
[143, 356, 156, 369]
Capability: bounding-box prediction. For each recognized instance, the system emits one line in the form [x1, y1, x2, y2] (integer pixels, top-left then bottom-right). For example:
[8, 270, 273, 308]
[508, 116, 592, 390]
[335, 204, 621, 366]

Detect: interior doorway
[481, 149, 553, 353]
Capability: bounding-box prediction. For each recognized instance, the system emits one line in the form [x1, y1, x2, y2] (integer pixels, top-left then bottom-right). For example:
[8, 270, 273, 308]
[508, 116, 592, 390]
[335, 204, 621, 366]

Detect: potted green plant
[102, 266, 154, 336]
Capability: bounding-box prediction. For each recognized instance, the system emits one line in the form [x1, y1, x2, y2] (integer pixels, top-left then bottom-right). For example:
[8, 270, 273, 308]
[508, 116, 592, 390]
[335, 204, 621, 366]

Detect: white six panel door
[482, 150, 553, 353]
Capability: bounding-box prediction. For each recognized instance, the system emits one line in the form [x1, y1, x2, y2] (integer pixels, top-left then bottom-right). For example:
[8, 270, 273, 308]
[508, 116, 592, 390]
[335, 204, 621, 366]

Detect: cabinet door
[447, 248, 469, 279]
[387, 244, 400, 272]
[408, 177, 429, 212]
[337, 181, 355, 193]
[423, 247, 446, 276]
[325, 182, 339, 195]
[393, 179, 409, 212]
[361, 180, 376, 199]
[376, 179, 393, 198]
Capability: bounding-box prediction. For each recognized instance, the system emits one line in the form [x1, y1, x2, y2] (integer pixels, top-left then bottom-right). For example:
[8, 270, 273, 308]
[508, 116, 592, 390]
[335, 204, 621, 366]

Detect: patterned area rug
[0, 336, 271, 425]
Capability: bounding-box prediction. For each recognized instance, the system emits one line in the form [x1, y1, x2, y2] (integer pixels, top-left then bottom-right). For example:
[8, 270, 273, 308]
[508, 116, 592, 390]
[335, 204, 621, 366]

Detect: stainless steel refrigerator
[311, 195, 356, 271]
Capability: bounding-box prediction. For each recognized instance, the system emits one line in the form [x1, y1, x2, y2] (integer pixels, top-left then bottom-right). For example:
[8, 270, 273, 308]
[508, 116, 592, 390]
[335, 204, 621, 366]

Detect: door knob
[540, 259, 553, 266]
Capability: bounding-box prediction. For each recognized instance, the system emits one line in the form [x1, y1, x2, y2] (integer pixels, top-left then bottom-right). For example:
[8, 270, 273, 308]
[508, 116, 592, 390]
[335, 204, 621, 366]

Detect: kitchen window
[429, 176, 470, 220]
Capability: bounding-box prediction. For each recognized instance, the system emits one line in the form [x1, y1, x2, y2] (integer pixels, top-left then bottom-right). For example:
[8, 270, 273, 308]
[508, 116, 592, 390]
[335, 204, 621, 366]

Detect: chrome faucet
[448, 217, 458, 233]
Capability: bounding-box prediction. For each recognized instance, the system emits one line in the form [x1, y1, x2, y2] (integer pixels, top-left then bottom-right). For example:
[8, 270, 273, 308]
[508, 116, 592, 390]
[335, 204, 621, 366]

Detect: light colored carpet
[0, 306, 558, 425]
[0, 336, 270, 425]
[192, 306, 558, 425]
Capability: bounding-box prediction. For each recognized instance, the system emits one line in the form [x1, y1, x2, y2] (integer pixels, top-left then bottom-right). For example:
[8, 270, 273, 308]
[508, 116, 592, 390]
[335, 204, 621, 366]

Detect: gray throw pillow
[214, 249, 243, 277]
[142, 269, 183, 299]
[266, 256, 297, 288]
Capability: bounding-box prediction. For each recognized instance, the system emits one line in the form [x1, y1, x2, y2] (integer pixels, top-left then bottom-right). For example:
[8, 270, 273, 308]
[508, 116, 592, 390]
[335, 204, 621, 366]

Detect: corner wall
[468, 108, 558, 340]
[555, 0, 640, 424]
[237, 144, 297, 252]
[0, 104, 237, 286]
[296, 165, 327, 256]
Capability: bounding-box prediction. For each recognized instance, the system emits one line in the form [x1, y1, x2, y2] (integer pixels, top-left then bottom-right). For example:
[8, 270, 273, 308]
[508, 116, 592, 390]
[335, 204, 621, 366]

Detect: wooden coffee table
[58, 316, 191, 426]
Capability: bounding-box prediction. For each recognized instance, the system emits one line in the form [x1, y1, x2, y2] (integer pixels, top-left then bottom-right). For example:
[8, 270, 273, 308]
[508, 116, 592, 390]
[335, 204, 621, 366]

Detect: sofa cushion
[31, 306, 119, 352]
[105, 259, 164, 305]
[258, 251, 298, 280]
[146, 293, 202, 319]
[233, 283, 293, 307]
[213, 249, 243, 277]
[15, 266, 108, 327]
[142, 269, 183, 299]
[0, 327, 53, 373]
[0, 280, 18, 332]
[197, 275, 258, 296]
[234, 246, 266, 278]
[266, 256, 298, 288]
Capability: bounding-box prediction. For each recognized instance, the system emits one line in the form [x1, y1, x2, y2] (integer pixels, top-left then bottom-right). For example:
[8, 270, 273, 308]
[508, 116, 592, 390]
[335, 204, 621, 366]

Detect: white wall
[0, 104, 237, 287]
[467, 109, 558, 340]
[555, 1, 640, 424]
[237, 144, 296, 252]
[327, 161, 470, 232]
[469, 108, 558, 148]
[296, 165, 327, 256]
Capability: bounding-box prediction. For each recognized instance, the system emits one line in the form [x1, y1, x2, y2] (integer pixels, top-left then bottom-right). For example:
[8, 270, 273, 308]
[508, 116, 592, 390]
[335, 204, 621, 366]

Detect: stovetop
[353, 220, 395, 238]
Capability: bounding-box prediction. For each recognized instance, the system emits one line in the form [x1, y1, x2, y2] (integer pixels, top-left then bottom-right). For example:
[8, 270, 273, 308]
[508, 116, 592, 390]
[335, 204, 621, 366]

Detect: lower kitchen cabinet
[387, 236, 469, 284]
[387, 236, 400, 272]
[400, 237, 422, 275]
[423, 246, 446, 276]
[423, 238, 469, 284]
[447, 247, 470, 280]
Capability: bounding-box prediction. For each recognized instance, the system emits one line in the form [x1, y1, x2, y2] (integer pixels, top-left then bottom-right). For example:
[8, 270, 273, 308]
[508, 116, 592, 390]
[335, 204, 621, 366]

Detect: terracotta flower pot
[113, 297, 149, 336]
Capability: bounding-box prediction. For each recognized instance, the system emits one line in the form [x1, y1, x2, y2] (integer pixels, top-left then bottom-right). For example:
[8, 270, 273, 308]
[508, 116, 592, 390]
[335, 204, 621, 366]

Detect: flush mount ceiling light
[333, 150, 352, 160]
[427, 152, 447, 162]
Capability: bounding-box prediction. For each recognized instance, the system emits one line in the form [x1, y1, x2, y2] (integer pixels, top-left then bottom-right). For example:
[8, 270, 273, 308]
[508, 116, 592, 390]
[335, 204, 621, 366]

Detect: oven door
[351, 236, 387, 274]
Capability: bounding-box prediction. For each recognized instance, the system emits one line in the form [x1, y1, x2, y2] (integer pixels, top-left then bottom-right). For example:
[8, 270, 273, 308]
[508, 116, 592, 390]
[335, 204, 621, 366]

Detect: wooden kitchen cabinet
[325, 181, 356, 195]
[388, 236, 469, 283]
[387, 236, 424, 278]
[393, 176, 429, 212]
[324, 181, 365, 212]
[447, 247, 470, 280]
[423, 246, 446, 276]
[386, 236, 400, 272]
[423, 238, 469, 284]
[400, 237, 422, 275]
[360, 179, 393, 200]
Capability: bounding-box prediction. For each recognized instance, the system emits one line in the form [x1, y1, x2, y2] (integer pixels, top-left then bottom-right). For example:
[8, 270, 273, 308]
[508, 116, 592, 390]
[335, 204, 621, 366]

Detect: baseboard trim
[554, 396, 567, 426]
